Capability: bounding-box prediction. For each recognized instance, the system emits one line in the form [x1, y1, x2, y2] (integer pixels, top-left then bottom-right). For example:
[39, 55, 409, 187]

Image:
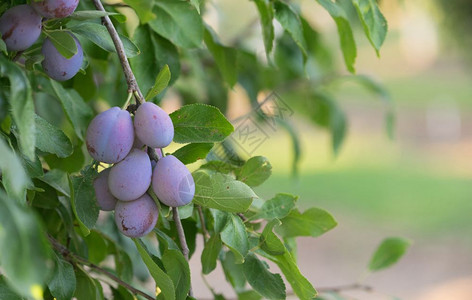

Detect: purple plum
[93, 168, 117, 211]
[152, 155, 195, 207]
[114, 193, 158, 238]
[86, 107, 134, 164]
[41, 32, 83, 81]
[108, 148, 152, 201]
[31, 0, 79, 19]
[134, 102, 174, 148]
[0, 5, 42, 51]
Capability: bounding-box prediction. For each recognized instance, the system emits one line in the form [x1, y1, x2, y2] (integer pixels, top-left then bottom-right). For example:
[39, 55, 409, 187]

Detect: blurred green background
[181, 0, 472, 299]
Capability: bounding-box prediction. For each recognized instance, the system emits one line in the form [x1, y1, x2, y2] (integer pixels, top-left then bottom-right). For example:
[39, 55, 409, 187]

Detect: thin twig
[91, 0, 145, 104]
[197, 205, 210, 243]
[237, 213, 247, 222]
[48, 236, 155, 300]
[172, 207, 193, 297]
[317, 283, 373, 293]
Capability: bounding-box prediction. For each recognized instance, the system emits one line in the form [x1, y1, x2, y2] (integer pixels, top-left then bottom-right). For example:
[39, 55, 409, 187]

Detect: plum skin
[134, 102, 174, 148]
[114, 194, 159, 238]
[31, 0, 79, 19]
[108, 148, 152, 201]
[93, 168, 117, 211]
[86, 107, 134, 164]
[41, 33, 83, 81]
[152, 155, 195, 207]
[0, 5, 42, 51]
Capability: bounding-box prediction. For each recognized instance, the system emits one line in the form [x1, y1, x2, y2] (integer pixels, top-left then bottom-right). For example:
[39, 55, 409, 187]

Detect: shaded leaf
[221, 214, 248, 264]
[71, 23, 140, 58]
[149, 0, 203, 48]
[35, 115, 73, 158]
[0, 56, 35, 159]
[48, 255, 76, 300]
[243, 253, 285, 300]
[0, 138, 29, 200]
[69, 165, 99, 236]
[49, 80, 93, 141]
[204, 27, 238, 87]
[260, 219, 285, 256]
[201, 234, 222, 274]
[254, 0, 275, 58]
[46, 30, 78, 59]
[0, 190, 52, 298]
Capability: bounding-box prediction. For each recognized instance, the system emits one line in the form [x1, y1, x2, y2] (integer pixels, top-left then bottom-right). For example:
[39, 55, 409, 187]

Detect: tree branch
[197, 205, 210, 243]
[172, 207, 193, 297]
[48, 236, 155, 300]
[91, 0, 145, 104]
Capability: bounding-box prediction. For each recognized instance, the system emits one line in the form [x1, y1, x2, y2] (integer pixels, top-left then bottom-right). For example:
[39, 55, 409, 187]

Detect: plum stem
[48, 235, 155, 300]
[92, 0, 145, 104]
[172, 207, 194, 297]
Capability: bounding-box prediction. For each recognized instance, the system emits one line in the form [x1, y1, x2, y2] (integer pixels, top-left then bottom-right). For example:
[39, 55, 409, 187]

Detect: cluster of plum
[0, 0, 83, 81]
[86, 102, 195, 238]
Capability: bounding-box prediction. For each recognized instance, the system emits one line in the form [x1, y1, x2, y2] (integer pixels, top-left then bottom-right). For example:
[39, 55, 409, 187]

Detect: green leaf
[221, 214, 248, 264]
[170, 104, 234, 143]
[45, 31, 78, 59]
[201, 234, 222, 274]
[39, 169, 70, 197]
[21, 153, 43, 178]
[193, 169, 256, 213]
[0, 276, 24, 300]
[250, 193, 298, 221]
[0, 39, 6, 54]
[48, 255, 76, 300]
[149, 0, 203, 48]
[258, 249, 317, 299]
[236, 156, 272, 187]
[237, 290, 262, 300]
[84, 230, 108, 265]
[162, 247, 191, 300]
[210, 209, 231, 233]
[368, 237, 411, 272]
[274, 1, 307, 57]
[69, 165, 99, 236]
[200, 160, 237, 174]
[0, 190, 52, 298]
[316, 0, 357, 73]
[277, 207, 337, 238]
[69, 10, 121, 21]
[0, 138, 30, 200]
[243, 253, 285, 300]
[260, 219, 285, 256]
[254, 0, 275, 58]
[49, 80, 93, 141]
[145, 64, 171, 101]
[352, 0, 387, 56]
[221, 251, 246, 292]
[0, 56, 35, 159]
[204, 27, 238, 87]
[134, 240, 175, 300]
[70, 23, 140, 58]
[123, 0, 155, 23]
[172, 143, 213, 165]
[130, 25, 180, 95]
[74, 267, 103, 300]
[35, 115, 73, 158]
